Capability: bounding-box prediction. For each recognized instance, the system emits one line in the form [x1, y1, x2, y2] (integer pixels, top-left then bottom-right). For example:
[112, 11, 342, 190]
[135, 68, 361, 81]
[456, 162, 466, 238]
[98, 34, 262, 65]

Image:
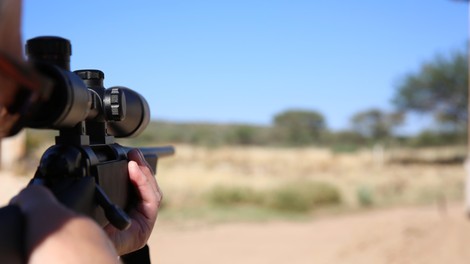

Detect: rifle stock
[34, 144, 175, 229]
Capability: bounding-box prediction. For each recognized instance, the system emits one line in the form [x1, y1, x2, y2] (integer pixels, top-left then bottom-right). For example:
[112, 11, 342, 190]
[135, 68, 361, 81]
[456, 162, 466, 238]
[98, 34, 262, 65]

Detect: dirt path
[149, 204, 470, 264]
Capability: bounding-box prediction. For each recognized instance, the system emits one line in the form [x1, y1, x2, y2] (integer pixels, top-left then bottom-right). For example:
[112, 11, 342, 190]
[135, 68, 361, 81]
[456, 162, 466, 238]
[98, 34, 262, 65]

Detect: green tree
[229, 125, 257, 145]
[392, 48, 468, 132]
[351, 108, 403, 140]
[273, 109, 327, 145]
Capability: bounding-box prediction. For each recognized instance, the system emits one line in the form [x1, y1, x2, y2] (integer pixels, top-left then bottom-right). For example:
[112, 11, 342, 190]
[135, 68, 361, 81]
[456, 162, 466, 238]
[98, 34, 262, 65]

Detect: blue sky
[22, 1, 468, 133]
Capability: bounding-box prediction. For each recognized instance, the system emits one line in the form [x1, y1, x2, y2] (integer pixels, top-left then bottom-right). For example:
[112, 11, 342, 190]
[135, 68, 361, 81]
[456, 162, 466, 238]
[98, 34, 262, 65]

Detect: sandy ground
[1, 172, 470, 264]
[150, 204, 470, 264]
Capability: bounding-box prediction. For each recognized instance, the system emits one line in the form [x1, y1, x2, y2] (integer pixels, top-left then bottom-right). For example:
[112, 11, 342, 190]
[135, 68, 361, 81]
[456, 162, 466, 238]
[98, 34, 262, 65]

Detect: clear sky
[22, 1, 468, 133]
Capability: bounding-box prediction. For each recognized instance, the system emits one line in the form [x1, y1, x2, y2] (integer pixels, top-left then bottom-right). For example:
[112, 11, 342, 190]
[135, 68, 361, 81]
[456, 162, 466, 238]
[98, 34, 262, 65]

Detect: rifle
[0, 36, 174, 263]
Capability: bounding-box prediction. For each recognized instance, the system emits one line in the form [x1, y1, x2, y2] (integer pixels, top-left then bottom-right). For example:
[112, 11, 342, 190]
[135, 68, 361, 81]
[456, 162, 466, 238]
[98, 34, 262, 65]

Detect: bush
[356, 185, 374, 207]
[266, 181, 342, 213]
[330, 144, 360, 154]
[206, 185, 262, 206]
[205, 181, 342, 213]
[409, 130, 466, 147]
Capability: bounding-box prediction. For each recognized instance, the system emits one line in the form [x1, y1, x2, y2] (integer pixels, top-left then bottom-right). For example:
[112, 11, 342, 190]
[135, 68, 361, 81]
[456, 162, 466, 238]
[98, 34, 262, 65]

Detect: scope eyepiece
[26, 36, 72, 71]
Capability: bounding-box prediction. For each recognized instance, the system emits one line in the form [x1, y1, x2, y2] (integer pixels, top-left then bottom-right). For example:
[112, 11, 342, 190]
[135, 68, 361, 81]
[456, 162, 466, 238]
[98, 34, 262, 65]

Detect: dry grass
[158, 144, 465, 214]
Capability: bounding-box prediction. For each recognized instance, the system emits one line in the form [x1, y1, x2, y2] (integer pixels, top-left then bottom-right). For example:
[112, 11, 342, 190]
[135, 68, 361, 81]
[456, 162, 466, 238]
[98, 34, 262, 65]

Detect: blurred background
[0, 1, 468, 263]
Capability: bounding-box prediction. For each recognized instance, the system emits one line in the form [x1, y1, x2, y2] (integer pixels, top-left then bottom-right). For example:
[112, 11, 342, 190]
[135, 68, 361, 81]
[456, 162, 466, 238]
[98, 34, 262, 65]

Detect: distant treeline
[118, 120, 466, 150]
[23, 119, 466, 158]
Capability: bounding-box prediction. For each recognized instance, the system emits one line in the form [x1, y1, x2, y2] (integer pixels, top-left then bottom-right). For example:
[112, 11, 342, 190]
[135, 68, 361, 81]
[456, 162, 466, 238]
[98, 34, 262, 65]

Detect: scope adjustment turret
[75, 69, 126, 122]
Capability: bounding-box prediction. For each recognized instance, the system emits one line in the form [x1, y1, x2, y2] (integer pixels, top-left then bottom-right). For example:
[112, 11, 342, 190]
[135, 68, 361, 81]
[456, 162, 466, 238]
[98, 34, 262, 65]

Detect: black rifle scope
[25, 36, 149, 138]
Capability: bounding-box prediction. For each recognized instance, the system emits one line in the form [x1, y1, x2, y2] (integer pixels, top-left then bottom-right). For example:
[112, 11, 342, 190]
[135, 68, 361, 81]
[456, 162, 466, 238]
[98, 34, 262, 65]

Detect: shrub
[206, 185, 262, 206]
[356, 185, 374, 207]
[204, 181, 342, 214]
[266, 181, 341, 213]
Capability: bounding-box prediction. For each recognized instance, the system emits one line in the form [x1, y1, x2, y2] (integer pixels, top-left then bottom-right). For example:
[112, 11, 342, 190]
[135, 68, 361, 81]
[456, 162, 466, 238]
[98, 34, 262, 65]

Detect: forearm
[11, 186, 120, 263]
[28, 216, 120, 264]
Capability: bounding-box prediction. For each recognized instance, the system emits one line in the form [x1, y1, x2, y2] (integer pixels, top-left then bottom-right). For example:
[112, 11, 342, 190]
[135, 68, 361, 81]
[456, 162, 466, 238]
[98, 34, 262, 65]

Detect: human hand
[104, 149, 163, 255]
[10, 185, 119, 264]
